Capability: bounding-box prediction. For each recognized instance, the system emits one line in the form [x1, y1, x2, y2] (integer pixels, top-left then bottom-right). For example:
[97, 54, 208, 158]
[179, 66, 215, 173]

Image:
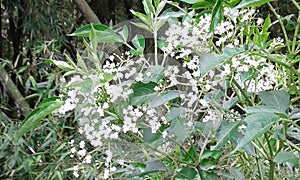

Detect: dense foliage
[1, 0, 300, 179]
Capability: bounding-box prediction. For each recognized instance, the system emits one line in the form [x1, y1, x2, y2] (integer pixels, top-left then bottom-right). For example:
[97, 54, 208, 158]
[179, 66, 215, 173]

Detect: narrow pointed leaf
[231, 112, 279, 154]
[147, 90, 180, 110]
[236, 0, 274, 8]
[210, 0, 223, 32]
[211, 121, 240, 150]
[18, 100, 64, 137]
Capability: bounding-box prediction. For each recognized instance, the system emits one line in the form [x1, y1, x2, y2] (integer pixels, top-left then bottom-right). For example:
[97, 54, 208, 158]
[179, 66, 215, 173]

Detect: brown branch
[72, 0, 101, 24]
[0, 67, 31, 117]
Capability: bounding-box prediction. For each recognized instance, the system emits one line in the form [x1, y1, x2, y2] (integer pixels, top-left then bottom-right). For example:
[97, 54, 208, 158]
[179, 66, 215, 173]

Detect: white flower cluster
[269, 37, 284, 49]
[122, 105, 142, 133]
[69, 140, 92, 178]
[103, 149, 117, 179]
[224, 54, 278, 92]
[163, 13, 212, 57]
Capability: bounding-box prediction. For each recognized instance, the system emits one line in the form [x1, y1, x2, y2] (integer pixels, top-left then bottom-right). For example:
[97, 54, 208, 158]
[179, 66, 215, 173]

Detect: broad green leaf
[66, 78, 93, 93]
[147, 90, 180, 110]
[210, 0, 223, 33]
[176, 167, 198, 179]
[166, 107, 186, 121]
[131, 22, 151, 32]
[47, 59, 75, 71]
[258, 90, 290, 113]
[143, 65, 165, 83]
[70, 24, 123, 43]
[236, 0, 274, 8]
[156, 16, 169, 31]
[274, 152, 299, 165]
[199, 47, 245, 77]
[244, 106, 287, 115]
[139, 160, 167, 176]
[143, 127, 161, 143]
[287, 127, 300, 142]
[224, 96, 239, 109]
[290, 108, 300, 120]
[131, 10, 152, 28]
[211, 121, 240, 150]
[68, 24, 110, 37]
[192, 1, 215, 9]
[132, 35, 145, 49]
[129, 82, 158, 106]
[18, 100, 64, 137]
[227, 0, 241, 7]
[131, 35, 145, 55]
[231, 112, 279, 154]
[168, 118, 188, 143]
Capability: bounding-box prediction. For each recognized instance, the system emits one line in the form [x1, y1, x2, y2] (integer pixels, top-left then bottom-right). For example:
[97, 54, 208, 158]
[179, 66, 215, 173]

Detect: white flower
[71, 147, 76, 154]
[78, 149, 86, 157]
[162, 131, 167, 138]
[85, 154, 92, 163]
[257, 18, 264, 25]
[79, 141, 85, 149]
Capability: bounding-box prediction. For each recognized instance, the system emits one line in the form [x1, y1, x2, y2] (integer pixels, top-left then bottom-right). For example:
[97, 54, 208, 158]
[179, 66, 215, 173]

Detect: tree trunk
[72, 0, 101, 24]
[0, 67, 31, 118]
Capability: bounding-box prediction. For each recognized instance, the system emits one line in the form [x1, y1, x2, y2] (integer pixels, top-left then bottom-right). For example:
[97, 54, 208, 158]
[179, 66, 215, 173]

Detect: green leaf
[131, 10, 153, 28]
[262, 15, 271, 34]
[287, 127, 300, 142]
[143, 127, 161, 143]
[199, 47, 245, 77]
[129, 82, 158, 106]
[166, 107, 186, 121]
[180, 0, 202, 4]
[156, 0, 166, 15]
[118, 25, 129, 42]
[131, 35, 145, 55]
[143, 0, 156, 14]
[183, 144, 198, 163]
[143, 65, 165, 83]
[47, 59, 75, 71]
[192, 0, 215, 9]
[68, 24, 110, 37]
[131, 22, 151, 32]
[176, 167, 198, 179]
[76, 51, 88, 73]
[258, 90, 290, 113]
[245, 106, 287, 115]
[168, 118, 188, 143]
[132, 35, 145, 49]
[274, 152, 299, 165]
[227, 0, 241, 7]
[231, 112, 279, 154]
[236, 0, 274, 8]
[70, 24, 123, 43]
[147, 90, 180, 110]
[18, 100, 64, 137]
[137, 160, 167, 177]
[211, 121, 240, 150]
[210, 0, 223, 33]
